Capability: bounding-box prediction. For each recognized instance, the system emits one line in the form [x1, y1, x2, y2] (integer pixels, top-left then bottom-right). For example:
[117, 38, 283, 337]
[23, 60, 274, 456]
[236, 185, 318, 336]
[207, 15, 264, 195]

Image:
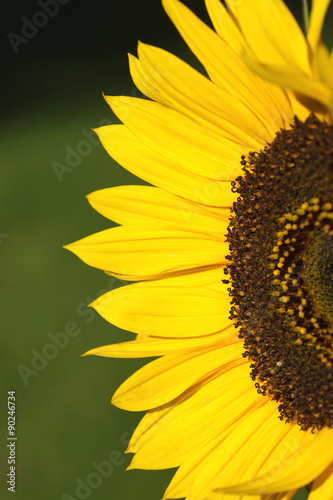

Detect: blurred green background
[2, 0, 331, 499]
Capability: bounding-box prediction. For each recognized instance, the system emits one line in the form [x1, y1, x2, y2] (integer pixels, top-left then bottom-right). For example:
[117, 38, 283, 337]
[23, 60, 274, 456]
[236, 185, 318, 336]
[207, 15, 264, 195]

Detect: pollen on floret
[224, 115, 333, 431]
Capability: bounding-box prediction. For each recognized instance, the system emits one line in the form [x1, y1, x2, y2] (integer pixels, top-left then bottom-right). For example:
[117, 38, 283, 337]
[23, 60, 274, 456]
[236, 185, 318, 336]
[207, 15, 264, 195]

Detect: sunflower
[65, 0, 333, 498]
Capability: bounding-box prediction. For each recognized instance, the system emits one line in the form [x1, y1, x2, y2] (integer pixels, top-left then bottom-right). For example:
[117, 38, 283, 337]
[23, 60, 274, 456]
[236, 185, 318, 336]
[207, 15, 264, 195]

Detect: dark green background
[3, 0, 331, 498]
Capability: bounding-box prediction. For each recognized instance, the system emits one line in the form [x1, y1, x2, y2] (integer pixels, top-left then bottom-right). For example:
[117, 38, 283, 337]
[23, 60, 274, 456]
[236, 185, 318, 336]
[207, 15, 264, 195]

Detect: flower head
[65, 1, 333, 498]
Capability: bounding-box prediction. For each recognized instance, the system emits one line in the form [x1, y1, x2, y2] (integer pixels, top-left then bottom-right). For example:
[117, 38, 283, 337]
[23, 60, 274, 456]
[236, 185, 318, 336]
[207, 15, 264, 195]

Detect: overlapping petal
[104, 95, 246, 180]
[95, 125, 237, 207]
[162, 0, 293, 129]
[217, 428, 333, 495]
[205, 0, 244, 53]
[309, 461, 333, 499]
[164, 402, 278, 499]
[83, 326, 239, 359]
[231, 0, 333, 114]
[130, 42, 271, 146]
[112, 341, 244, 411]
[225, 0, 310, 72]
[127, 363, 263, 469]
[308, 0, 331, 50]
[243, 52, 332, 113]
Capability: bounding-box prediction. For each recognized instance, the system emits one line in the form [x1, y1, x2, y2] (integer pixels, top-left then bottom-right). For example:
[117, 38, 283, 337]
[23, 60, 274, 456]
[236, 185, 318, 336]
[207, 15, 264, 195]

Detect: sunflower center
[224, 115, 333, 430]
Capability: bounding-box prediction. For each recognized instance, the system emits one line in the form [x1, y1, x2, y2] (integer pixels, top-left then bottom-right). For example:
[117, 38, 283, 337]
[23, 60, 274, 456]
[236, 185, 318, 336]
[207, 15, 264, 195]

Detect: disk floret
[224, 115, 333, 430]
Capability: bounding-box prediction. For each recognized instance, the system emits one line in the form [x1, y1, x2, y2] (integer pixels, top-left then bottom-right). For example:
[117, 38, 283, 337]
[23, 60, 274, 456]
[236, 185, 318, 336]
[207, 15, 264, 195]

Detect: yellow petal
[287, 91, 312, 122]
[128, 265, 227, 291]
[199, 493, 296, 500]
[133, 42, 270, 146]
[83, 326, 239, 358]
[128, 363, 261, 470]
[127, 359, 248, 455]
[64, 224, 229, 281]
[166, 409, 299, 500]
[87, 185, 229, 233]
[162, 0, 291, 131]
[308, 0, 331, 50]
[265, 493, 297, 500]
[205, 0, 244, 53]
[95, 125, 237, 207]
[218, 427, 333, 494]
[91, 282, 231, 337]
[112, 341, 244, 411]
[243, 52, 332, 112]
[104, 95, 245, 180]
[226, 0, 310, 73]
[164, 401, 275, 499]
[313, 43, 333, 104]
[309, 460, 333, 499]
[187, 405, 294, 500]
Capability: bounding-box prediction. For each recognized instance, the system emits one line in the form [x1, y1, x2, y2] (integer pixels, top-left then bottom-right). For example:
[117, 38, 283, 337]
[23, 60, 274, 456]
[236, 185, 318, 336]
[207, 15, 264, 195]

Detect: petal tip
[125, 464, 136, 471]
[63, 243, 74, 252]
